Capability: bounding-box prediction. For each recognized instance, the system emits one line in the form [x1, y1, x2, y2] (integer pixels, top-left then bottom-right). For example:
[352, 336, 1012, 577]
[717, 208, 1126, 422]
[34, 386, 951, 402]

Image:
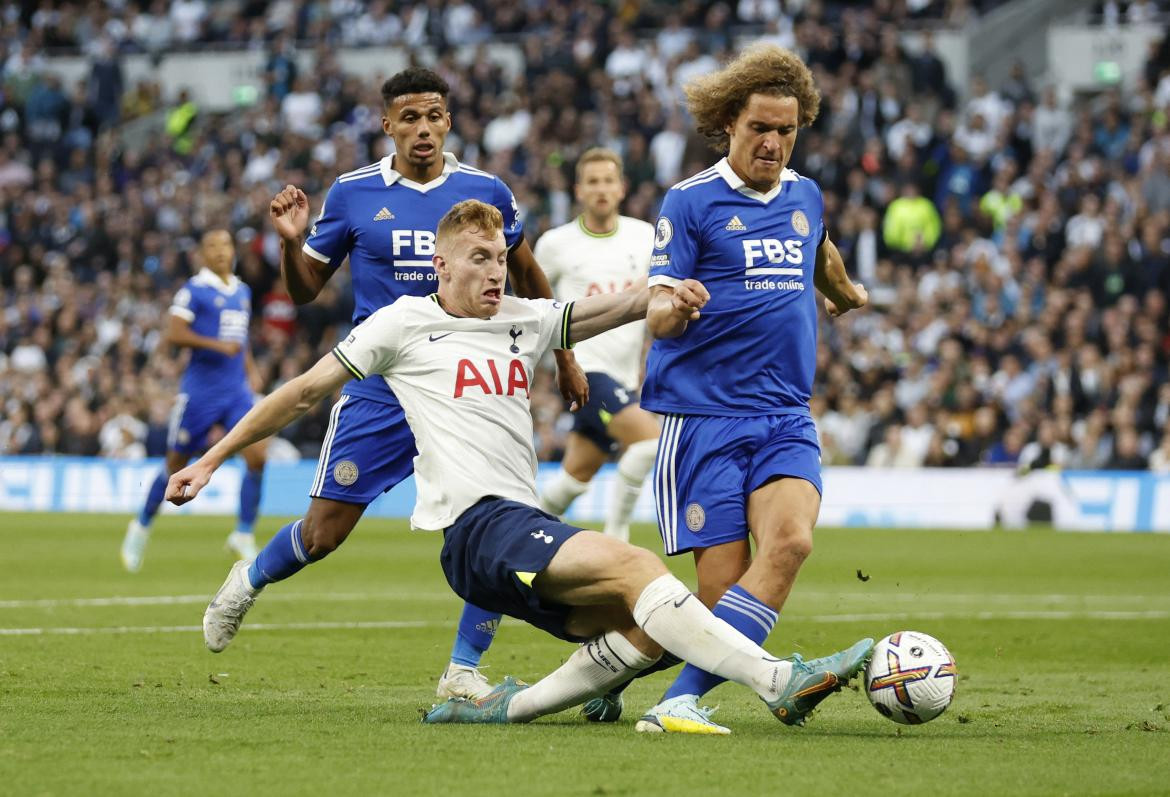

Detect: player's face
[575, 160, 625, 220]
[383, 92, 451, 175]
[725, 93, 800, 192]
[200, 230, 235, 276]
[436, 227, 509, 318]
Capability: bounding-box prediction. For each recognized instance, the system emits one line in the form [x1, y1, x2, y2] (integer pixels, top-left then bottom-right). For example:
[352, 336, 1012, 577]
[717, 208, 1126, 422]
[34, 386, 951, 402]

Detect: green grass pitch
[2, 513, 1168, 796]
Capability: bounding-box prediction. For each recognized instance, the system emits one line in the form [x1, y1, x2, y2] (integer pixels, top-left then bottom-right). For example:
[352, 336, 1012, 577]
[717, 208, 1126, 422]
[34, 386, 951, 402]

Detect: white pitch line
[0, 592, 455, 609]
[798, 610, 1170, 623]
[0, 620, 442, 636]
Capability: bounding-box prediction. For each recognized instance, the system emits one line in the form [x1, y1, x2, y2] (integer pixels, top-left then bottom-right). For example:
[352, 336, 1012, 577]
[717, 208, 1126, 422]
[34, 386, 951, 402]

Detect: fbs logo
[725, 215, 747, 231]
[373, 207, 395, 221]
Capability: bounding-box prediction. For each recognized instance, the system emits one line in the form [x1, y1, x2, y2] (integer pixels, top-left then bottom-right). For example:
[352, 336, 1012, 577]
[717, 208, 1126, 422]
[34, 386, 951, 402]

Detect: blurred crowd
[2, 0, 1170, 474]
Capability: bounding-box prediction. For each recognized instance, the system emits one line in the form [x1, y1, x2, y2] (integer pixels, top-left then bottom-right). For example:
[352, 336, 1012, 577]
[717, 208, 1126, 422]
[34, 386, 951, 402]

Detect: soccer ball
[864, 631, 956, 725]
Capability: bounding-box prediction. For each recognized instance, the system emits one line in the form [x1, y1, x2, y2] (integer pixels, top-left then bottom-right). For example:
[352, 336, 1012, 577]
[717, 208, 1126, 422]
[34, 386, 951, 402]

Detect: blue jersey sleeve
[648, 188, 699, 286]
[169, 281, 197, 322]
[492, 177, 525, 250]
[303, 180, 352, 270]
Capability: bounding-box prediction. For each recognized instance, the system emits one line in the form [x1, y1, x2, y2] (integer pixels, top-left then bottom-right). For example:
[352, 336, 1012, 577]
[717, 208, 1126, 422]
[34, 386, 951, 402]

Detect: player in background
[631, 45, 870, 734]
[167, 200, 871, 732]
[121, 229, 268, 572]
[202, 68, 587, 703]
[535, 148, 659, 542]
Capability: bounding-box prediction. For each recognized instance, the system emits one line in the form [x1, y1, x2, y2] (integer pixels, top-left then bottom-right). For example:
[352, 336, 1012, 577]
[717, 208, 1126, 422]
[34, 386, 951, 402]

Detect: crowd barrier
[0, 457, 1166, 532]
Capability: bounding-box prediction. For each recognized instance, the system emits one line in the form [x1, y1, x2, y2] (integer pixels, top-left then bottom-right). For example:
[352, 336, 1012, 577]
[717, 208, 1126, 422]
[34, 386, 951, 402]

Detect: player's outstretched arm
[568, 280, 653, 344]
[814, 236, 867, 318]
[646, 280, 710, 339]
[508, 239, 589, 408]
[165, 314, 241, 356]
[165, 354, 350, 505]
[271, 184, 330, 304]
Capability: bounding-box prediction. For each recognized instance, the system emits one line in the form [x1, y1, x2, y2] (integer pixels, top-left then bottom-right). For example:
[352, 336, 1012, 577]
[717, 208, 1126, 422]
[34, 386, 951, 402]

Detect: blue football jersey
[303, 152, 524, 404]
[169, 269, 252, 397]
[642, 158, 827, 417]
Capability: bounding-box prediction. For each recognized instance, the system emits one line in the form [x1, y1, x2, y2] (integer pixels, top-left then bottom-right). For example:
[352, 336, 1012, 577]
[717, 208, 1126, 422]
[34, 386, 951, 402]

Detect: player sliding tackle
[167, 199, 870, 730]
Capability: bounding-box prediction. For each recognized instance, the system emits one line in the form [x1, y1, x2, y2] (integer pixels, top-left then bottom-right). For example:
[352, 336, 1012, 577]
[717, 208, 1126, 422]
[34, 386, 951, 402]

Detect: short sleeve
[648, 188, 699, 287]
[169, 284, 196, 322]
[331, 304, 405, 380]
[303, 180, 352, 270]
[528, 297, 575, 354]
[493, 177, 525, 250]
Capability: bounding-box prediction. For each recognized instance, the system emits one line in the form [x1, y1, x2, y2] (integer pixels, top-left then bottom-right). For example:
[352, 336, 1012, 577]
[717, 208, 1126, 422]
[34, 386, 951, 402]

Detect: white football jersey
[333, 294, 573, 530]
[534, 215, 654, 390]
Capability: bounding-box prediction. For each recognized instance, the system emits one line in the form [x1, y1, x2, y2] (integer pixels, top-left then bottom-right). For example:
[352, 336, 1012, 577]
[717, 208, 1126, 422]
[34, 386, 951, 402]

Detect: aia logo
[508, 325, 523, 353]
[585, 279, 635, 297]
[454, 358, 530, 398]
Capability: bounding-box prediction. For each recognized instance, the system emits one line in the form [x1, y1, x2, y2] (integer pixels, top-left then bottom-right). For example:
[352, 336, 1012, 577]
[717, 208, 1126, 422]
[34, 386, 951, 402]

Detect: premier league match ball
[864, 631, 957, 725]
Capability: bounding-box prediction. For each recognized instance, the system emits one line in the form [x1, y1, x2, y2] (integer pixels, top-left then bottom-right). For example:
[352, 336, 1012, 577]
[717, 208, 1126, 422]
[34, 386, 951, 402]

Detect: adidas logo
[373, 207, 395, 221]
[725, 215, 747, 231]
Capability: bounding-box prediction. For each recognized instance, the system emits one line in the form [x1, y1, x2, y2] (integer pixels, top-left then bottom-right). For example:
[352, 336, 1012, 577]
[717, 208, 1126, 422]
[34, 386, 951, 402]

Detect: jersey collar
[193, 268, 241, 292]
[715, 157, 798, 204]
[380, 151, 459, 192]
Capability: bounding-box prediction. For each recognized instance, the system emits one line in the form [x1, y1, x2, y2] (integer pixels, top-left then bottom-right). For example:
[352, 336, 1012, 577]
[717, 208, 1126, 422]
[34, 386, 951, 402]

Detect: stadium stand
[1, 0, 1169, 477]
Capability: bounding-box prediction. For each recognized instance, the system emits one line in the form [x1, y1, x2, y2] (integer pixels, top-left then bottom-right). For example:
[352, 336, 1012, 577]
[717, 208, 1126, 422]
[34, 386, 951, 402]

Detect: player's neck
[727, 159, 780, 194]
[579, 212, 618, 237]
[392, 153, 445, 184]
[206, 267, 234, 285]
[435, 290, 475, 319]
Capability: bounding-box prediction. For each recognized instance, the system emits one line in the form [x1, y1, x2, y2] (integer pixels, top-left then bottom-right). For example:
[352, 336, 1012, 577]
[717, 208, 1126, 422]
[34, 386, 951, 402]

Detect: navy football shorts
[441, 497, 588, 642]
[571, 371, 637, 452]
[654, 412, 822, 556]
[167, 387, 256, 455]
[311, 394, 417, 505]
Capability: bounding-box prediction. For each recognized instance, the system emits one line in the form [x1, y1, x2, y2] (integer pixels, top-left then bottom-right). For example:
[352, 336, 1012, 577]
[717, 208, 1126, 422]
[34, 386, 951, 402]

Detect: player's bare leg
[122, 450, 192, 572]
[226, 439, 268, 560]
[603, 405, 660, 541]
[539, 432, 605, 517]
[739, 477, 820, 610]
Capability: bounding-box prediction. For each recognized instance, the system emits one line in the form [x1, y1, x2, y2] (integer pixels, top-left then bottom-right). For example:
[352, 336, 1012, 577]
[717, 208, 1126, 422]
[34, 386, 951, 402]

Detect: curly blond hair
[684, 44, 821, 153]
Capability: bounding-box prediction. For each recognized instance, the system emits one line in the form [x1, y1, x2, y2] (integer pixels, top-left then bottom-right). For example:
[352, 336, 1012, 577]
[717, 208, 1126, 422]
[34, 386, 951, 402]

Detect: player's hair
[381, 67, 450, 107]
[684, 44, 821, 153]
[436, 199, 504, 245]
[575, 147, 624, 180]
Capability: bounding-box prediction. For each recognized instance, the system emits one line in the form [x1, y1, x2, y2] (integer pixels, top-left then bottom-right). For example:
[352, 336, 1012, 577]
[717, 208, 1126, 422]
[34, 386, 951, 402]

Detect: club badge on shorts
[685, 502, 706, 532]
[333, 460, 359, 486]
[791, 210, 810, 237]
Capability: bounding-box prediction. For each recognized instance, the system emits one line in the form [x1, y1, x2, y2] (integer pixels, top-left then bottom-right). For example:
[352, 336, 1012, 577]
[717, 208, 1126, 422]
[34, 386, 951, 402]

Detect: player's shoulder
[669, 164, 723, 194]
[336, 159, 384, 186]
[451, 159, 507, 192]
[784, 167, 824, 197]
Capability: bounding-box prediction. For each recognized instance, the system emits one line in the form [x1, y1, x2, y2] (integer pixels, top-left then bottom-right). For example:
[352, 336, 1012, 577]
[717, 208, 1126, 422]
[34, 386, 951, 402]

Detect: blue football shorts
[310, 394, 417, 505]
[167, 387, 256, 455]
[441, 497, 588, 642]
[571, 371, 637, 452]
[653, 412, 822, 556]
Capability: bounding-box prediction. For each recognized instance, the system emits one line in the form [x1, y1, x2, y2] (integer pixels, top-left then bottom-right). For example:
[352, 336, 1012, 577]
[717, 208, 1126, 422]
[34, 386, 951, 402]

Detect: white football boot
[120, 519, 151, 573]
[225, 531, 258, 560]
[634, 694, 731, 735]
[436, 663, 496, 700]
[203, 559, 261, 652]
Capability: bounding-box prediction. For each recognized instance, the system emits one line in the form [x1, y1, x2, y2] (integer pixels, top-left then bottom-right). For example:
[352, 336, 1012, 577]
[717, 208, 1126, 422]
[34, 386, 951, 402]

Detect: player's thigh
[535, 529, 666, 608]
[654, 414, 755, 557]
[561, 432, 609, 482]
[310, 395, 416, 505]
[607, 403, 660, 446]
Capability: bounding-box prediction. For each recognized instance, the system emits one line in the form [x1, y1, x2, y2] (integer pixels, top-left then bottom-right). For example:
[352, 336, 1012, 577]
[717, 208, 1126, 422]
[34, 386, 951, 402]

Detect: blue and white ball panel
[440, 497, 588, 642]
[310, 394, 417, 504]
[571, 371, 637, 452]
[166, 387, 257, 455]
[654, 413, 823, 556]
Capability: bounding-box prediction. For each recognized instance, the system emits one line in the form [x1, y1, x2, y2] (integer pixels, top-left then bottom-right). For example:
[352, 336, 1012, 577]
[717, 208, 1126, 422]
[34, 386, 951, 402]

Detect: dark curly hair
[381, 67, 450, 107]
[684, 44, 821, 153]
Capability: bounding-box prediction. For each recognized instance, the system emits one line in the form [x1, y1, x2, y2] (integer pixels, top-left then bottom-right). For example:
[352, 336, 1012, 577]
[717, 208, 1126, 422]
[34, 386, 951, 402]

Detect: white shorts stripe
[665, 415, 683, 552]
[311, 396, 349, 496]
[166, 394, 189, 450]
[655, 414, 683, 553]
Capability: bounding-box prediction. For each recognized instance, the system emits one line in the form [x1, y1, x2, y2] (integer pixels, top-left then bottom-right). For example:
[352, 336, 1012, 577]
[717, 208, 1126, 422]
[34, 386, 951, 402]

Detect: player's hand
[554, 349, 589, 412]
[824, 282, 868, 318]
[166, 461, 215, 506]
[269, 184, 311, 242]
[671, 278, 709, 321]
[218, 340, 243, 357]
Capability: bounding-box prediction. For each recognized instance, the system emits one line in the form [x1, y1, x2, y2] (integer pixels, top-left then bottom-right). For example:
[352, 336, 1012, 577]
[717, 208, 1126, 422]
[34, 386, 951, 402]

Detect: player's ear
[432, 253, 447, 279]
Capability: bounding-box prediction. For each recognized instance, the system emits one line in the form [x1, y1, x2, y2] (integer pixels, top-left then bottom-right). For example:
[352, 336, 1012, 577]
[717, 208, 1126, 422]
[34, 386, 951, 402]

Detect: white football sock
[631, 574, 792, 703]
[539, 470, 590, 516]
[506, 631, 657, 721]
[604, 439, 657, 540]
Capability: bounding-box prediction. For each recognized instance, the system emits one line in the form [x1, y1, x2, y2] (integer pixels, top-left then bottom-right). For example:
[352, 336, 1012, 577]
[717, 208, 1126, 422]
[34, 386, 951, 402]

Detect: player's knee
[621, 544, 667, 590]
[300, 516, 349, 559]
[759, 520, 813, 566]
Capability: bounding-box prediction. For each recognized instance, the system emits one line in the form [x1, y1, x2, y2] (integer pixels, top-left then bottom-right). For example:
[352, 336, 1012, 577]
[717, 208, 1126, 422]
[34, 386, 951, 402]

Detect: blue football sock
[661, 584, 778, 700]
[247, 519, 311, 589]
[449, 603, 502, 667]
[237, 467, 263, 533]
[137, 469, 168, 527]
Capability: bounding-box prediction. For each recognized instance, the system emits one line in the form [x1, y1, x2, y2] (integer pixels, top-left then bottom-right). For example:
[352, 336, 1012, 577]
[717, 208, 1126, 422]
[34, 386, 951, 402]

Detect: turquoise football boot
[766, 637, 874, 726]
[422, 676, 529, 724]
